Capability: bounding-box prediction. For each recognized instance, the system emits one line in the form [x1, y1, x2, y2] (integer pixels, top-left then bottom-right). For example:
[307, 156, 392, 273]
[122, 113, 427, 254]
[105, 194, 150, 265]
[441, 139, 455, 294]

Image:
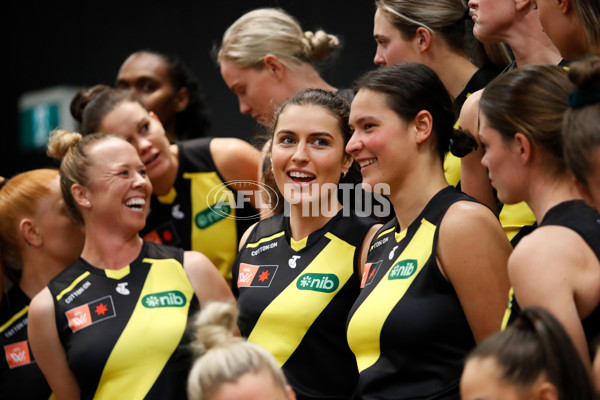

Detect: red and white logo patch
[66, 304, 92, 332]
[4, 341, 31, 369]
[65, 295, 116, 333]
[237, 263, 278, 288]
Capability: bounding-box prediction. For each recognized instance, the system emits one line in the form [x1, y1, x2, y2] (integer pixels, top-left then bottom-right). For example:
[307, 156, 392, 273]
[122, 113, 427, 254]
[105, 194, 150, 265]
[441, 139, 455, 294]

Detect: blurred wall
[2, 0, 376, 177]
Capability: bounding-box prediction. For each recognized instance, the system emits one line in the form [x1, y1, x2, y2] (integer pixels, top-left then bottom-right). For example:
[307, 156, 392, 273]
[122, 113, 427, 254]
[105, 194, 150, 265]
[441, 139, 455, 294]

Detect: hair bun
[70, 84, 111, 122]
[191, 302, 241, 356]
[47, 129, 83, 159]
[568, 56, 600, 91]
[302, 30, 340, 60]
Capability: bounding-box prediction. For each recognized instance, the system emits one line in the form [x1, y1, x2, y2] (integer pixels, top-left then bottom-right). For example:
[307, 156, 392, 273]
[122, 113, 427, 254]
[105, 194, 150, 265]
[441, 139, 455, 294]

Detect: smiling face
[82, 137, 152, 234]
[115, 52, 180, 130]
[479, 112, 525, 205]
[270, 104, 352, 208]
[347, 89, 412, 191]
[373, 8, 421, 66]
[220, 58, 289, 125]
[98, 100, 171, 184]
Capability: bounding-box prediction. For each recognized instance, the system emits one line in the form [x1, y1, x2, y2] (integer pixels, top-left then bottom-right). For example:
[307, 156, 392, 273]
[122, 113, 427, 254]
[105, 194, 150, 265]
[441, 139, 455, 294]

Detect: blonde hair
[0, 169, 60, 284]
[187, 302, 290, 400]
[216, 8, 340, 69]
[46, 129, 123, 225]
[376, 0, 511, 68]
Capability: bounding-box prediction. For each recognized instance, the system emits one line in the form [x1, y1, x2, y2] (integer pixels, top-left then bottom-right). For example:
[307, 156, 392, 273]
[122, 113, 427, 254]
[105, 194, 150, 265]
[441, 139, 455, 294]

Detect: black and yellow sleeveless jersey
[232, 208, 376, 400]
[140, 137, 258, 284]
[502, 201, 600, 350]
[48, 241, 198, 400]
[347, 187, 477, 400]
[444, 65, 502, 188]
[1, 285, 52, 400]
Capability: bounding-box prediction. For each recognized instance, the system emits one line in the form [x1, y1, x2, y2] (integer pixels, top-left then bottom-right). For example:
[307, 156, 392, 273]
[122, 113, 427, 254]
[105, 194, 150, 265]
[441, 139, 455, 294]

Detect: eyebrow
[275, 130, 335, 139]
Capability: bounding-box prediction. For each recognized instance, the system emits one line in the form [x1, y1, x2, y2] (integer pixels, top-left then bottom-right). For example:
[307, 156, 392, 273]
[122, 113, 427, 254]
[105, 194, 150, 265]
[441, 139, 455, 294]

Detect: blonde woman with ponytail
[187, 302, 295, 400]
[217, 8, 350, 126]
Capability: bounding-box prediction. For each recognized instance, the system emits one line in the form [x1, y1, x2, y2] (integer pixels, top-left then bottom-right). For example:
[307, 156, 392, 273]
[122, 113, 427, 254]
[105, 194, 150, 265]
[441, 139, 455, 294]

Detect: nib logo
[297, 273, 339, 293]
[66, 295, 116, 333]
[4, 341, 31, 369]
[237, 264, 278, 288]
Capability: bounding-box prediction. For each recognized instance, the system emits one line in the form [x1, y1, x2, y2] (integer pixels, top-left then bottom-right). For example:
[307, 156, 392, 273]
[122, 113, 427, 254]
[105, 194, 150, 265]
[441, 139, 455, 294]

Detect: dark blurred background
[2, 0, 376, 177]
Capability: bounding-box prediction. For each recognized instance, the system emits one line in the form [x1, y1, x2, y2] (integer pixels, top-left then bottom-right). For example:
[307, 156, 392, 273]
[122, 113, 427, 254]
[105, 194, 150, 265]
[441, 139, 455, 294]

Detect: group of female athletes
[2, 0, 600, 399]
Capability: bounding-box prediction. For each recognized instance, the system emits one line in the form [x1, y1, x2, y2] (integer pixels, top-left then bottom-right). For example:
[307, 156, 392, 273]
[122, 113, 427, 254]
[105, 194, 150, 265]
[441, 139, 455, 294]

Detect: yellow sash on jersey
[93, 258, 194, 400]
[501, 287, 515, 330]
[499, 202, 536, 243]
[247, 232, 355, 367]
[184, 172, 238, 283]
[347, 218, 436, 372]
[444, 153, 461, 188]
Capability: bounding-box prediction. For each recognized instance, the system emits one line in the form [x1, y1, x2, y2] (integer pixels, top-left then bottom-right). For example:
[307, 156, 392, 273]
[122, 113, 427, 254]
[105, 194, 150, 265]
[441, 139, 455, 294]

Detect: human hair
[46, 129, 123, 225]
[70, 84, 146, 135]
[465, 306, 597, 400]
[0, 169, 60, 284]
[480, 64, 573, 176]
[215, 8, 340, 69]
[354, 63, 474, 162]
[124, 50, 211, 139]
[572, 0, 600, 52]
[375, 0, 511, 68]
[562, 56, 600, 187]
[187, 302, 290, 400]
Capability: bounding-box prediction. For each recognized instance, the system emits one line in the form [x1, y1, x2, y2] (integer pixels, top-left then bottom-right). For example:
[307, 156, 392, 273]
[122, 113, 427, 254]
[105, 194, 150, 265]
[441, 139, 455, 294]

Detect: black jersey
[140, 137, 258, 284]
[47, 241, 198, 400]
[347, 187, 477, 400]
[502, 200, 600, 351]
[233, 208, 376, 400]
[0, 285, 51, 400]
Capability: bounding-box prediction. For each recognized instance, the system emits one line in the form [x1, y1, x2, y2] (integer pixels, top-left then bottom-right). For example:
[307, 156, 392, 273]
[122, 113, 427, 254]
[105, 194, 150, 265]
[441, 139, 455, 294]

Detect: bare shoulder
[239, 221, 259, 251]
[29, 287, 54, 317]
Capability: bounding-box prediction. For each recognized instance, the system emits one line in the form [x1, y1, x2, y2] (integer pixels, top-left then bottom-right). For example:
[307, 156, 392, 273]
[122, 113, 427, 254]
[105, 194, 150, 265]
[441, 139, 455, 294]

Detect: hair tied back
[567, 89, 600, 109]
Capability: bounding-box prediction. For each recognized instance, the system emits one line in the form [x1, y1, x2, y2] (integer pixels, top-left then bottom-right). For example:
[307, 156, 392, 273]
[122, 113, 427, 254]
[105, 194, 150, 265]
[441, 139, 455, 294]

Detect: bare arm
[458, 91, 497, 213]
[437, 201, 512, 343]
[238, 222, 259, 252]
[509, 226, 600, 367]
[184, 250, 236, 308]
[210, 137, 262, 210]
[28, 288, 80, 400]
[357, 224, 383, 276]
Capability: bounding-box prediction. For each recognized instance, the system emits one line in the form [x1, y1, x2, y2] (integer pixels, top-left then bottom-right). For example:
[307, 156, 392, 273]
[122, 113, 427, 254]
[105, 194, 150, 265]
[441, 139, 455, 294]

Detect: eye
[138, 168, 147, 177]
[364, 123, 376, 132]
[140, 122, 150, 135]
[138, 80, 157, 93]
[313, 138, 330, 147]
[119, 170, 130, 177]
[277, 135, 295, 145]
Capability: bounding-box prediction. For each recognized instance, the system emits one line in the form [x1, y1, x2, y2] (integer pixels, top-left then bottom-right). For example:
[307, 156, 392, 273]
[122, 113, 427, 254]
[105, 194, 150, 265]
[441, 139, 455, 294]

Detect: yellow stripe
[377, 227, 395, 239]
[157, 187, 177, 204]
[246, 232, 285, 248]
[499, 202, 536, 242]
[56, 271, 91, 301]
[444, 152, 461, 188]
[93, 257, 194, 399]
[185, 172, 238, 284]
[0, 305, 28, 333]
[501, 287, 515, 330]
[104, 265, 130, 280]
[290, 236, 308, 252]
[248, 232, 355, 367]
[347, 218, 436, 372]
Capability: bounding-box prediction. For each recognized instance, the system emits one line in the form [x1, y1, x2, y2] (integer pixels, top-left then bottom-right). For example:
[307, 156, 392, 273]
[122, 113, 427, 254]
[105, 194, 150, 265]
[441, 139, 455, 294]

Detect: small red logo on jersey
[361, 261, 382, 288]
[4, 341, 32, 368]
[238, 263, 278, 288]
[66, 304, 92, 332]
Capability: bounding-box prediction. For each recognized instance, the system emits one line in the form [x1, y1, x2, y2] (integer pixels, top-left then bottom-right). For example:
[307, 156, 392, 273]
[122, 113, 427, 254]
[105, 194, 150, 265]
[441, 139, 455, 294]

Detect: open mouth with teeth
[144, 153, 160, 167]
[125, 197, 146, 211]
[359, 159, 376, 168]
[288, 171, 316, 184]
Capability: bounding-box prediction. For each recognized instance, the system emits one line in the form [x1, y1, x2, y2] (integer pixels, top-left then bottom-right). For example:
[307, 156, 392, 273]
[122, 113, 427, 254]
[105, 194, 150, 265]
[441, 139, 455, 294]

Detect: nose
[373, 47, 386, 66]
[346, 133, 362, 155]
[137, 136, 153, 155]
[467, 0, 477, 9]
[480, 151, 489, 169]
[239, 98, 251, 115]
[291, 142, 309, 163]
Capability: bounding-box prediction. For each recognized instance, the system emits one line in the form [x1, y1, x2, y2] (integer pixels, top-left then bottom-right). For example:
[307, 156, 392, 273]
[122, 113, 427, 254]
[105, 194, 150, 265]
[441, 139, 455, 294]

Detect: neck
[287, 197, 342, 241]
[80, 224, 143, 270]
[20, 252, 70, 299]
[525, 170, 581, 222]
[289, 63, 337, 94]
[429, 50, 479, 100]
[388, 158, 448, 231]
[152, 144, 180, 196]
[504, 13, 562, 67]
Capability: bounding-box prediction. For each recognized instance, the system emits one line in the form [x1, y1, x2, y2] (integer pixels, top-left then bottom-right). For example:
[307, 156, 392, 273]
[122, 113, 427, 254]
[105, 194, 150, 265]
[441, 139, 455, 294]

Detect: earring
[85, 200, 91, 206]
